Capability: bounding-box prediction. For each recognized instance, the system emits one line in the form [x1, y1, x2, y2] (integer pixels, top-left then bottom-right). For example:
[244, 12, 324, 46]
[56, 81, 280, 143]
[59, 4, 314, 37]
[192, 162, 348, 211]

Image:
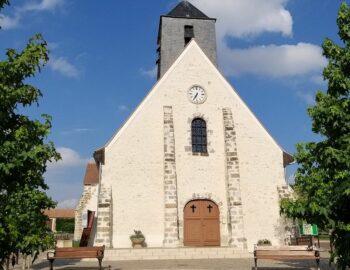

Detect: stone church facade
[75, 1, 294, 251]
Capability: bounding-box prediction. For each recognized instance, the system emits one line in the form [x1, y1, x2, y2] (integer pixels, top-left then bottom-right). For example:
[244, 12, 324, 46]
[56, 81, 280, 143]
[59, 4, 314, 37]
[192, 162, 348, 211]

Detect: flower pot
[130, 237, 145, 248]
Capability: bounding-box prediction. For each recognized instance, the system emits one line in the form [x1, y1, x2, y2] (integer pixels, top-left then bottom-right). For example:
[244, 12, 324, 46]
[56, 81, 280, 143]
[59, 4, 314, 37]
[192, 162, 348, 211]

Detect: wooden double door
[184, 200, 220, 246]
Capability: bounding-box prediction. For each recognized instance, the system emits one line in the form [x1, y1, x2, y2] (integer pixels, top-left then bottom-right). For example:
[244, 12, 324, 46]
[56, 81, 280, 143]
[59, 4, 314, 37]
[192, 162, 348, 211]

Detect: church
[74, 1, 294, 251]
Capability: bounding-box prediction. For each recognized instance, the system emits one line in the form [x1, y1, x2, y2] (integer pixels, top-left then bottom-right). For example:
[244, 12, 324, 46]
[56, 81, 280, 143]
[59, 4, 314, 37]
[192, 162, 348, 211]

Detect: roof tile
[84, 163, 99, 185]
[44, 209, 75, 218]
[167, 1, 210, 19]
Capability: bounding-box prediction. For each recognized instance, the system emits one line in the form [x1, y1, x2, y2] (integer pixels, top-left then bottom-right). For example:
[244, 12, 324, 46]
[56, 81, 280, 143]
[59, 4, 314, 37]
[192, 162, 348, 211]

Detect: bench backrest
[254, 245, 319, 259]
[296, 236, 313, 246]
[255, 250, 316, 257]
[54, 246, 105, 259]
[255, 245, 312, 251]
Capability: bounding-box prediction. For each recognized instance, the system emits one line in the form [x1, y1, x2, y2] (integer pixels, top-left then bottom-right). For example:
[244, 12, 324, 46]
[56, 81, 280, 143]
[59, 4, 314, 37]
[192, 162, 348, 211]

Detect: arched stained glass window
[191, 118, 207, 153]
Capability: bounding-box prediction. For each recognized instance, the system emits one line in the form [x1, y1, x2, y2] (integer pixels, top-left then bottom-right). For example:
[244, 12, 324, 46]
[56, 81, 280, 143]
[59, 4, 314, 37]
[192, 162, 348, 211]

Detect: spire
[166, 1, 210, 19]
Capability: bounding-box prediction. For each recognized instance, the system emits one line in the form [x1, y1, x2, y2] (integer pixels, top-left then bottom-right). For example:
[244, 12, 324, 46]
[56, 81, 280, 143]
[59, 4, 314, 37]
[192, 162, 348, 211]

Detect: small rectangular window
[184, 25, 194, 45]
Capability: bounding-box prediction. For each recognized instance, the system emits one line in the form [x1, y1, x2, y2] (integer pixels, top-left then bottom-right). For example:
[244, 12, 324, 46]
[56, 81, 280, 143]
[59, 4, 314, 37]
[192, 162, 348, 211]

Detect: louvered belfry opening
[184, 25, 194, 45]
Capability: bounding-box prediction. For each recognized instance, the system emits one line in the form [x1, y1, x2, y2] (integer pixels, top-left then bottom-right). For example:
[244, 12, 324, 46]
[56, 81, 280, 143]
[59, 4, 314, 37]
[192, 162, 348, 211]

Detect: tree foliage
[56, 218, 75, 233]
[0, 3, 60, 268]
[0, 0, 9, 9]
[280, 2, 350, 269]
[1, 188, 56, 256]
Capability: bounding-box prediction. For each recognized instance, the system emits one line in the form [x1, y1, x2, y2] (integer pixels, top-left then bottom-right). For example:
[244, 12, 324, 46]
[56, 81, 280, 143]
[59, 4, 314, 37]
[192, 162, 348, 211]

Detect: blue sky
[0, 0, 344, 208]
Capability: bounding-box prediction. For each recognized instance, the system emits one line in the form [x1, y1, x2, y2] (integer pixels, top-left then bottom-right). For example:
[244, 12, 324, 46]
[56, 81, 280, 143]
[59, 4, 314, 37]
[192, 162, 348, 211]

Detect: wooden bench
[254, 245, 320, 270]
[47, 245, 105, 270]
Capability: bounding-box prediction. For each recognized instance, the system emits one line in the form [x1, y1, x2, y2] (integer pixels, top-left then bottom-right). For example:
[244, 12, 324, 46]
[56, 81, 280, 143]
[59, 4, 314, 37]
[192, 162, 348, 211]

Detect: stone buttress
[223, 108, 247, 249]
[163, 106, 180, 246]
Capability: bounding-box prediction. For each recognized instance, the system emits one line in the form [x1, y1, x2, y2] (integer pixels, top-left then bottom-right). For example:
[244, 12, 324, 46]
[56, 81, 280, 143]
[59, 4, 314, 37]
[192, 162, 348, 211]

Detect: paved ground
[28, 255, 335, 270]
[10, 242, 338, 270]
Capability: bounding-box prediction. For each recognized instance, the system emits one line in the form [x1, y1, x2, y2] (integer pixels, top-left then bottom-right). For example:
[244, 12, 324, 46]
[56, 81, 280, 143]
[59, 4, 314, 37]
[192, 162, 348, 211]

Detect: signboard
[300, 224, 318, 236]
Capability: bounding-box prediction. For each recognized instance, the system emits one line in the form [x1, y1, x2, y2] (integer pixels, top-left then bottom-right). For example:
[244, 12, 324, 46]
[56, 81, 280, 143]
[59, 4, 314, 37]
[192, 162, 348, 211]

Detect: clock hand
[193, 93, 198, 100]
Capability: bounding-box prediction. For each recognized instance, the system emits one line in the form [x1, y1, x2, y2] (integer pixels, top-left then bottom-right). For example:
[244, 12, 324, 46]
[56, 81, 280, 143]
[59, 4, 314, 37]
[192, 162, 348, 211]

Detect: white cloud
[0, 14, 20, 29]
[297, 91, 316, 106]
[0, 0, 64, 30]
[189, 0, 292, 39]
[22, 0, 64, 12]
[310, 75, 325, 85]
[140, 66, 157, 79]
[220, 42, 327, 78]
[186, 1, 326, 79]
[47, 41, 60, 50]
[118, 105, 129, 112]
[57, 198, 78, 209]
[48, 147, 90, 170]
[61, 128, 95, 136]
[48, 56, 79, 78]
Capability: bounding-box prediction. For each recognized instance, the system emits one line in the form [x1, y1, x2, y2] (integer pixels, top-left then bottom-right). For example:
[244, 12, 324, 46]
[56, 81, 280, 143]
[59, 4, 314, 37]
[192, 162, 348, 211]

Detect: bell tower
[156, 1, 217, 79]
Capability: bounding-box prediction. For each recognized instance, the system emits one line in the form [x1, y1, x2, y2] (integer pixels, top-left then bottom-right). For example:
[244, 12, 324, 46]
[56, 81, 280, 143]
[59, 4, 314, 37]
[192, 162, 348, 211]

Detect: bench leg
[49, 259, 54, 270]
[254, 258, 258, 270]
[98, 258, 102, 270]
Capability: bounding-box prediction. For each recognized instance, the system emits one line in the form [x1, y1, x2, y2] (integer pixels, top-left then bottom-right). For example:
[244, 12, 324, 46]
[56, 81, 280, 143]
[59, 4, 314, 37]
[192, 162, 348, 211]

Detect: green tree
[2, 188, 56, 263]
[0, 3, 60, 269]
[56, 218, 75, 233]
[280, 2, 350, 269]
[0, 0, 9, 9]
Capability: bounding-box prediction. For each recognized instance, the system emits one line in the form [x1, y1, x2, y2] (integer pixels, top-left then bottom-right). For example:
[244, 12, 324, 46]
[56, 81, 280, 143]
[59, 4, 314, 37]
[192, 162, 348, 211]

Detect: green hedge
[56, 218, 74, 233]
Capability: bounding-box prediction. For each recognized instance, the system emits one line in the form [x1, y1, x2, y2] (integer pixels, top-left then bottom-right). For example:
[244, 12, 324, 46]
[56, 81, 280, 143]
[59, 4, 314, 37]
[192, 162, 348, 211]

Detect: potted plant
[130, 230, 145, 248]
[257, 239, 272, 246]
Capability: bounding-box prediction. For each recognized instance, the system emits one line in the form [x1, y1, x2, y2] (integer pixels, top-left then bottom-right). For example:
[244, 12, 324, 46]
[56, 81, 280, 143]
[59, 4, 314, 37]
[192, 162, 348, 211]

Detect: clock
[187, 85, 207, 104]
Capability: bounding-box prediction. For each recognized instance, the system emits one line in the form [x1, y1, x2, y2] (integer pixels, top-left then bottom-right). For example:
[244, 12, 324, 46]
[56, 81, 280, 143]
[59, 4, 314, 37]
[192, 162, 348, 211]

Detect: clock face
[188, 85, 207, 104]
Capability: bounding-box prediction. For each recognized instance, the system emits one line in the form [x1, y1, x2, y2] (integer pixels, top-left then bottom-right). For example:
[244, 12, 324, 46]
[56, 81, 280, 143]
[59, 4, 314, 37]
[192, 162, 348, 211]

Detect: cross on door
[190, 205, 197, 213]
[207, 205, 213, 213]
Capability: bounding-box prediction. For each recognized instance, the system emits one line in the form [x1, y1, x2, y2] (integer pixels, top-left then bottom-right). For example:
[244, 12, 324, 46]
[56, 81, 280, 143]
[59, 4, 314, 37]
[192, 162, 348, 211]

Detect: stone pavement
[29, 256, 335, 270]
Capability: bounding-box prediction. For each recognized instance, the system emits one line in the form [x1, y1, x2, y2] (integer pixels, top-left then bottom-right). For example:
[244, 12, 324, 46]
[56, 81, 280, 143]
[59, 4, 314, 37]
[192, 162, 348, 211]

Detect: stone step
[84, 247, 251, 261]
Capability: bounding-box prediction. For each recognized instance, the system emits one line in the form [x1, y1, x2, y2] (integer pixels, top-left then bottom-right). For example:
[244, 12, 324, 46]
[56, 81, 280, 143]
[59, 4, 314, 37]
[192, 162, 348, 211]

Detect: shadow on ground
[31, 258, 336, 270]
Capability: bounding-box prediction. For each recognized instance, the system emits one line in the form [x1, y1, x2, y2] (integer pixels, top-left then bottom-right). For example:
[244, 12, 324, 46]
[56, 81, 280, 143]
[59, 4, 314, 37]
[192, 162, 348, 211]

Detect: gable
[94, 40, 293, 165]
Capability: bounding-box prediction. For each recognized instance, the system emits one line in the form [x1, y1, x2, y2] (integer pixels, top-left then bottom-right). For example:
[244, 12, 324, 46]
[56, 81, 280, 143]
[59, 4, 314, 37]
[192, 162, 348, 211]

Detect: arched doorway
[184, 199, 220, 246]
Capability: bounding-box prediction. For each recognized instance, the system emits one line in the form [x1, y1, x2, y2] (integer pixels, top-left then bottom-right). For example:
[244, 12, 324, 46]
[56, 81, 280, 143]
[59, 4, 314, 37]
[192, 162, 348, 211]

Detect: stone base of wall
[82, 247, 250, 261]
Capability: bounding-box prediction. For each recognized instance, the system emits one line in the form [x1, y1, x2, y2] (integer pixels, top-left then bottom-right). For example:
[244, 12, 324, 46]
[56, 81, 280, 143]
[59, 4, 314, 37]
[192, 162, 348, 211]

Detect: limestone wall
[100, 41, 288, 249]
[74, 185, 98, 241]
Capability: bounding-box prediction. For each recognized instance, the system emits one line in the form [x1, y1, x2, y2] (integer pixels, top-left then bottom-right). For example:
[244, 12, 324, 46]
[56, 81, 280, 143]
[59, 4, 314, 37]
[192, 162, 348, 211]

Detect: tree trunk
[21, 254, 26, 270]
[5, 256, 9, 270]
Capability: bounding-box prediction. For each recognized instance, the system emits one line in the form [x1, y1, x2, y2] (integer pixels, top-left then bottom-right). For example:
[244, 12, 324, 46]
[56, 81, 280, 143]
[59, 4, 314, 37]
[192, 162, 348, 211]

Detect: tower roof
[166, 1, 211, 19]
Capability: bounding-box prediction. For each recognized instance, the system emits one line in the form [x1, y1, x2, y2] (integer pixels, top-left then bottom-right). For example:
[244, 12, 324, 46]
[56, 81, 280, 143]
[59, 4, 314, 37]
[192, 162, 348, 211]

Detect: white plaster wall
[101, 41, 287, 249]
[102, 105, 165, 248]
